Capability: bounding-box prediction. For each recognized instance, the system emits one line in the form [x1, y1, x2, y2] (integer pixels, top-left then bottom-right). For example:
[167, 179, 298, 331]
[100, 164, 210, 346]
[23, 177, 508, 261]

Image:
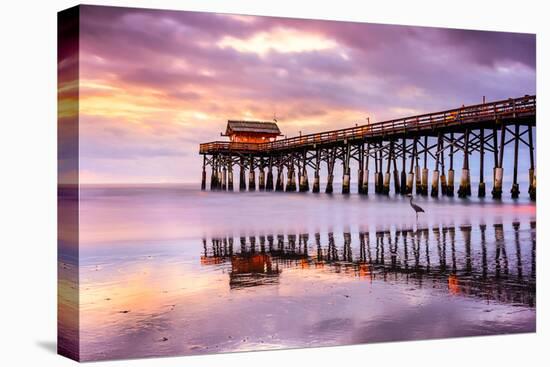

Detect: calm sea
[61, 184, 536, 361]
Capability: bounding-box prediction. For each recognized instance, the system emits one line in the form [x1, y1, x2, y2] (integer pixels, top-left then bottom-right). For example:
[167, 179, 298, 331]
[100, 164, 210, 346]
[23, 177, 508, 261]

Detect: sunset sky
[65, 5, 535, 184]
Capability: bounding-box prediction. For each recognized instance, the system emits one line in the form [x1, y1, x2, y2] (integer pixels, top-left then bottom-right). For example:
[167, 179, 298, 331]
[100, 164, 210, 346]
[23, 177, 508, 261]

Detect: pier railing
[200, 95, 535, 154]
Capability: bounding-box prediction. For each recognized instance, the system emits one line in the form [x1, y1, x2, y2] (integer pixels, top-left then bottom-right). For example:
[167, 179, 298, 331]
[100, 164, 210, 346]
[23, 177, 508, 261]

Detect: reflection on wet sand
[202, 222, 535, 306]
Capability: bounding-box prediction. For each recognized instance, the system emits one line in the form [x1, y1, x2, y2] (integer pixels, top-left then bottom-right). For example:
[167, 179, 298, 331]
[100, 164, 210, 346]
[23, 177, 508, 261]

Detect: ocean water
[61, 184, 536, 361]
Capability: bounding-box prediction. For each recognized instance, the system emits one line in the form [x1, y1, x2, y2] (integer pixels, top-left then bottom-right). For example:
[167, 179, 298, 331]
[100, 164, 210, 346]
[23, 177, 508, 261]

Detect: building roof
[225, 120, 281, 135]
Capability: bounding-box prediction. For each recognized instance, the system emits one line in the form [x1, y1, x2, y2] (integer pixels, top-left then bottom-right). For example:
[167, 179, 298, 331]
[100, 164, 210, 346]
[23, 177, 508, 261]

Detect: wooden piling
[374, 143, 381, 194]
[258, 166, 265, 191]
[299, 168, 309, 192]
[510, 123, 520, 198]
[421, 136, 429, 196]
[492, 124, 505, 199]
[362, 143, 370, 194]
[406, 138, 416, 194]
[383, 142, 391, 195]
[414, 138, 421, 195]
[201, 155, 206, 191]
[528, 125, 536, 200]
[378, 142, 384, 194]
[210, 155, 218, 191]
[239, 157, 246, 191]
[304, 153, 310, 192]
[265, 157, 273, 191]
[458, 129, 471, 198]
[275, 164, 284, 191]
[287, 161, 297, 192]
[400, 137, 407, 195]
[227, 161, 234, 191]
[299, 150, 309, 192]
[312, 149, 320, 193]
[447, 133, 455, 197]
[478, 129, 485, 197]
[440, 134, 447, 196]
[357, 144, 364, 194]
[342, 143, 351, 194]
[392, 141, 401, 194]
[326, 148, 336, 194]
[248, 156, 256, 191]
[222, 163, 227, 191]
[431, 135, 440, 197]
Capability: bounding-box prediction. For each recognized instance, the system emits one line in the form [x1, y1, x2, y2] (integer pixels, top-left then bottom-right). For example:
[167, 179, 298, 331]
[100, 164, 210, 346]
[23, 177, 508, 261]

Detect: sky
[61, 5, 536, 184]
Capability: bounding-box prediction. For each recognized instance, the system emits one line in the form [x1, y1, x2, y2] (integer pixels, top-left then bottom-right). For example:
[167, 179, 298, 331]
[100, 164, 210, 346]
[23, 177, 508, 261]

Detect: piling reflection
[201, 222, 535, 306]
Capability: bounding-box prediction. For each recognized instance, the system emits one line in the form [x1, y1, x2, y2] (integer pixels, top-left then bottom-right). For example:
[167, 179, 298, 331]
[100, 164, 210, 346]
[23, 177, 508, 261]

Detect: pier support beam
[392, 142, 400, 195]
[415, 141, 421, 195]
[299, 151, 309, 192]
[362, 143, 370, 194]
[431, 135, 441, 197]
[275, 165, 284, 192]
[201, 156, 206, 191]
[312, 171, 320, 193]
[342, 144, 351, 194]
[421, 136, 429, 196]
[406, 172, 414, 195]
[458, 129, 471, 198]
[528, 125, 536, 200]
[239, 157, 246, 191]
[266, 158, 273, 191]
[383, 172, 390, 195]
[440, 135, 447, 196]
[357, 168, 364, 194]
[378, 143, 384, 194]
[248, 156, 256, 192]
[286, 162, 297, 192]
[342, 168, 350, 194]
[326, 174, 334, 194]
[447, 133, 454, 197]
[227, 162, 234, 191]
[383, 142, 391, 195]
[222, 164, 227, 191]
[374, 143, 381, 194]
[478, 129, 485, 197]
[492, 124, 506, 199]
[400, 137, 407, 195]
[326, 148, 336, 194]
[406, 138, 416, 194]
[415, 165, 421, 195]
[357, 144, 364, 194]
[511, 123, 520, 198]
[258, 167, 265, 191]
[312, 149, 320, 193]
[299, 168, 309, 192]
[431, 170, 439, 197]
[211, 156, 218, 191]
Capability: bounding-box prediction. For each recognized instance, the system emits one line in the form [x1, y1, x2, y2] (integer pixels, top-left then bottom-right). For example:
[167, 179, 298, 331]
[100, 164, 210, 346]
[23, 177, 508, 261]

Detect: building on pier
[223, 120, 282, 143]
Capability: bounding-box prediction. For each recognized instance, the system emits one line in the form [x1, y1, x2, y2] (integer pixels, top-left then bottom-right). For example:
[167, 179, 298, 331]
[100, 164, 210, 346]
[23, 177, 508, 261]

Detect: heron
[408, 194, 425, 228]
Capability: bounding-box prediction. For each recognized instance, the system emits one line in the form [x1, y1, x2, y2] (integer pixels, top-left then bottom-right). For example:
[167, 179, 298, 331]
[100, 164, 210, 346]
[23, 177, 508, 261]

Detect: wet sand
[60, 184, 536, 361]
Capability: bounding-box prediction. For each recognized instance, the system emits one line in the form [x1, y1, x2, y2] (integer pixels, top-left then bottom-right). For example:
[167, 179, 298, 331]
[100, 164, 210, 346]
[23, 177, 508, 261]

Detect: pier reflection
[201, 222, 535, 306]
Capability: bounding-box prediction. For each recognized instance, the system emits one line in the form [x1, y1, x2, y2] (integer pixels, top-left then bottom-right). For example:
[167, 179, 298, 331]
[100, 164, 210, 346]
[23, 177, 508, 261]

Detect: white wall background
[0, 0, 548, 366]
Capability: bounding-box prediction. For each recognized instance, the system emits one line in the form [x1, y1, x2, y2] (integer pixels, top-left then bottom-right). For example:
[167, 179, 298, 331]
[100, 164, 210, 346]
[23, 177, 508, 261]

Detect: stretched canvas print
[58, 4, 536, 362]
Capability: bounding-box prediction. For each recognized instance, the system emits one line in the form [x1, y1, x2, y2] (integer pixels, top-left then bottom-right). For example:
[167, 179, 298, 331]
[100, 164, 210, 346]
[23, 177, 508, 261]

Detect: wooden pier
[199, 95, 536, 199]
